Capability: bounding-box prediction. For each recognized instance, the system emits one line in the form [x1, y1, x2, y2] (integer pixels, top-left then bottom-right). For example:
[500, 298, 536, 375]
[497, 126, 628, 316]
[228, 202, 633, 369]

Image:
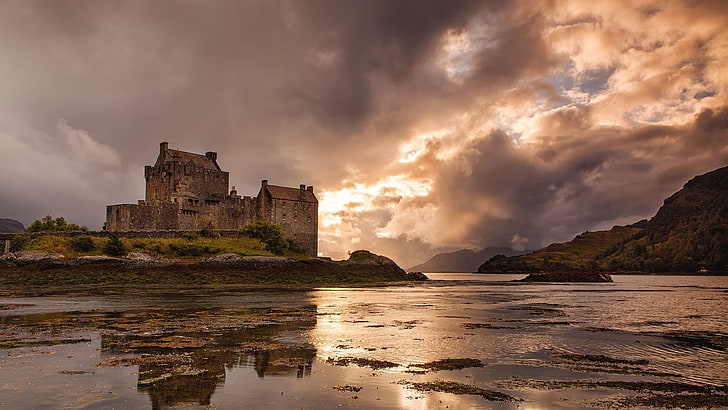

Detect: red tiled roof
[265, 185, 317, 202]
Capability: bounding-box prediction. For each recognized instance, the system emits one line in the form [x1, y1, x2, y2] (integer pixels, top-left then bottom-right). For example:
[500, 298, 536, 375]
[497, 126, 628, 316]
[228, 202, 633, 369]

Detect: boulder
[125, 252, 157, 262]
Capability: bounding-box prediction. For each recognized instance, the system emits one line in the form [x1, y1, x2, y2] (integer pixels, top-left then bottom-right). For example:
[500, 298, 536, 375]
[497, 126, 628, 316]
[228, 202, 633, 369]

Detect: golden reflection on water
[1, 275, 726, 408]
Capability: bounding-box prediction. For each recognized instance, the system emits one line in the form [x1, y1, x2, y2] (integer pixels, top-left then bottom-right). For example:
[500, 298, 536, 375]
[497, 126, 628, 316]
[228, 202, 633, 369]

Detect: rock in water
[519, 271, 613, 282]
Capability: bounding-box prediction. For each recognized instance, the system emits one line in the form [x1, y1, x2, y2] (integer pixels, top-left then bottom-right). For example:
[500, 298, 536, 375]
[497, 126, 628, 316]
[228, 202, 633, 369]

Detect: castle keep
[106, 142, 318, 256]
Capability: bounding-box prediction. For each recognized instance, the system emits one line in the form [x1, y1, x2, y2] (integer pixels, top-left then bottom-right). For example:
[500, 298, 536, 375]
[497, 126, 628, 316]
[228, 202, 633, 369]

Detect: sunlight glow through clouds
[437, 28, 475, 83]
[319, 174, 433, 228]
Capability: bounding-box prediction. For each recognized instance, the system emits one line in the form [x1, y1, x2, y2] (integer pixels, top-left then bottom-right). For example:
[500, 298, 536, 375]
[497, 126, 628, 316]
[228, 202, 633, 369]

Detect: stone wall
[268, 198, 318, 256]
[145, 161, 229, 202]
[106, 201, 180, 231]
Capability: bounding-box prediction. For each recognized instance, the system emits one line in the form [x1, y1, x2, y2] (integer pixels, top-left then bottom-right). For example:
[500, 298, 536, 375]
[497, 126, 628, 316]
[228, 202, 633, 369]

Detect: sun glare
[318, 175, 433, 228]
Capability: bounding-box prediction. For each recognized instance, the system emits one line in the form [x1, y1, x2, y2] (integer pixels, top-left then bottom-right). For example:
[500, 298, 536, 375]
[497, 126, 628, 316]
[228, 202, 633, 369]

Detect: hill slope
[477, 225, 642, 272]
[479, 166, 728, 273]
[0, 219, 24, 233]
[598, 166, 728, 272]
[409, 247, 522, 272]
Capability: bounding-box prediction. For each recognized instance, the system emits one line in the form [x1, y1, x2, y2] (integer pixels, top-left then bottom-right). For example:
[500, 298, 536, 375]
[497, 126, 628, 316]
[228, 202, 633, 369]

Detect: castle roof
[156, 146, 221, 171]
[265, 185, 317, 202]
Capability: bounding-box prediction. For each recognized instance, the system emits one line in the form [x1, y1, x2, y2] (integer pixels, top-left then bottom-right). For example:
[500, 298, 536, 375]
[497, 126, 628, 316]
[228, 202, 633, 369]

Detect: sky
[1, 0, 727, 267]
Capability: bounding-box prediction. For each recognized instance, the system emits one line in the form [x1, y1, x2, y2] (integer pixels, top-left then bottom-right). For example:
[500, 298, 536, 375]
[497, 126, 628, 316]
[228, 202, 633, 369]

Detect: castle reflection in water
[98, 302, 317, 409]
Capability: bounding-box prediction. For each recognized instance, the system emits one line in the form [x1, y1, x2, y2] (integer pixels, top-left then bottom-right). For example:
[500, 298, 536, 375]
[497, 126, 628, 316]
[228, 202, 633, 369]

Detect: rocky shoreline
[0, 250, 428, 291]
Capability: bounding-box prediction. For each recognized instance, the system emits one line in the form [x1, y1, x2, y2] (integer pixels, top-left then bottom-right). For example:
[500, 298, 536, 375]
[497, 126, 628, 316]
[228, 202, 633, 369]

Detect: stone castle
[106, 142, 318, 256]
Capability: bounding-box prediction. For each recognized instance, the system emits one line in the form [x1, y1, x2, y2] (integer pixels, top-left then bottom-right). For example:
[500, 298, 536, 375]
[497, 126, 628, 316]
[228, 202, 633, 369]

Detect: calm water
[0, 274, 726, 409]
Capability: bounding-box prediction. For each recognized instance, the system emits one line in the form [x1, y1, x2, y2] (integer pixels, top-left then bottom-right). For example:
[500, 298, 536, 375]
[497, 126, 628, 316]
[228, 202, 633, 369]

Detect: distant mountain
[0, 218, 24, 233]
[479, 165, 728, 273]
[409, 247, 523, 272]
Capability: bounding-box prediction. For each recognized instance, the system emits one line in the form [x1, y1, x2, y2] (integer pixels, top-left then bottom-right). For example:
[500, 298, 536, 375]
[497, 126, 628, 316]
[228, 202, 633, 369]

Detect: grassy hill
[7, 234, 278, 260]
[479, 166, 728, 273]
[478, 225, 642, 272]
[598, 166, 728, 272]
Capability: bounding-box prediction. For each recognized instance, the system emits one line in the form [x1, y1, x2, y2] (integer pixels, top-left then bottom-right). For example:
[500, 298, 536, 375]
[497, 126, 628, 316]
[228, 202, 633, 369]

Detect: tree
[239, 221, 288, 255]
[103, 233, 127, 257]
[26, 215, 88, 232]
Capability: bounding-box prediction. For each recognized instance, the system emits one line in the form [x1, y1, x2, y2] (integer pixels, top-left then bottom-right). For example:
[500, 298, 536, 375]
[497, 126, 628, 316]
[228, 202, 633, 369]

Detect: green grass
[20, 235, 294, 260]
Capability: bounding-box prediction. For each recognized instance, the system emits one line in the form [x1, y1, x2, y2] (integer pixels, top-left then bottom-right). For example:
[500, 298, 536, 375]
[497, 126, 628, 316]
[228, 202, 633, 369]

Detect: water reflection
[1, 276, 726, 409]
[1, 291, 319, 409]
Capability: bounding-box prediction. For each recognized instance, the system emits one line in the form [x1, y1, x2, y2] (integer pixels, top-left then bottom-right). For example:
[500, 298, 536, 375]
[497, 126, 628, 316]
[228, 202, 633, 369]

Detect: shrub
[169, 243, 220, 257]
[9, 235, 29, 252]
[70, 235, 96, 252]
[182, 231, 199, 241]
[239, 221, 288, 255]
[103, 233, 127, 257]
[286, 238, 306, 254]
[199, 227, 218, 238]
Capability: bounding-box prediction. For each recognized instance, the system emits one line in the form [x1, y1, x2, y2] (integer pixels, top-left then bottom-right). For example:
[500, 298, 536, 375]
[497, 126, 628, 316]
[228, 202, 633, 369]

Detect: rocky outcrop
[519, 271, 613, 283]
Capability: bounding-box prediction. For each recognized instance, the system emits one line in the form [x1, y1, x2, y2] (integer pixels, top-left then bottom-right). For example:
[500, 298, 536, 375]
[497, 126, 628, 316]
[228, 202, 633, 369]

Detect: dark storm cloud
[0, 0, 497, 222]
[1, 0, 726, 266]
[393, 108, 728, 258]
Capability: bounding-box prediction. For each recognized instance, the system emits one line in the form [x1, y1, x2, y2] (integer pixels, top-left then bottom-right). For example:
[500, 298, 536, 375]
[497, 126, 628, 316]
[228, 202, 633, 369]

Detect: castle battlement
[106, 142, 318, 256]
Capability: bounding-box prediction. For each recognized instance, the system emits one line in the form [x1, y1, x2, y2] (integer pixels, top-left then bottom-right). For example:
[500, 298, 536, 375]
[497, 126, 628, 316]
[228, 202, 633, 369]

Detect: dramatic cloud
[1, 0, 726, 266]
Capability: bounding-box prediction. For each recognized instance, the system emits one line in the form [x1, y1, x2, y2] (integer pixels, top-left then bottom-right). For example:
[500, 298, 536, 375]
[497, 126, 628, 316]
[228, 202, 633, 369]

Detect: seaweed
[398, 380, 517, 401]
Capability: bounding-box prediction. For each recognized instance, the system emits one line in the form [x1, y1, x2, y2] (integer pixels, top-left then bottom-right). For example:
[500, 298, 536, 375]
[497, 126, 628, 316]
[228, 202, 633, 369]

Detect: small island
[0, 248, 427, 294]
[0, 143, 428, 294]
[518, 271, 613, 283]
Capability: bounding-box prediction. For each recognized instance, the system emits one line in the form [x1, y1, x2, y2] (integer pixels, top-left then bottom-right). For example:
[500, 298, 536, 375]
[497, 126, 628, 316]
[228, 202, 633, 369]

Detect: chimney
[230, 185, 237, 196]
[300, 184, 306, 191]
[205, 151, 217, 162]
[307, 186, 314, 193]
[261, 179, 268, 188]
[160, 141, 169, 153]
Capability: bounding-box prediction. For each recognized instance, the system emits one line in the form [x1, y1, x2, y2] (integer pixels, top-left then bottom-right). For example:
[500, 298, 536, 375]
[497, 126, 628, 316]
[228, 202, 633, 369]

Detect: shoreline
[0, 251, 429, 294]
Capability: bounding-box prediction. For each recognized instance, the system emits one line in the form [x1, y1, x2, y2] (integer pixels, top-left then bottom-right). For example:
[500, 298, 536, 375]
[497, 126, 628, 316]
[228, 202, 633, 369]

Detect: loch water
[0, 274, 726, 409]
